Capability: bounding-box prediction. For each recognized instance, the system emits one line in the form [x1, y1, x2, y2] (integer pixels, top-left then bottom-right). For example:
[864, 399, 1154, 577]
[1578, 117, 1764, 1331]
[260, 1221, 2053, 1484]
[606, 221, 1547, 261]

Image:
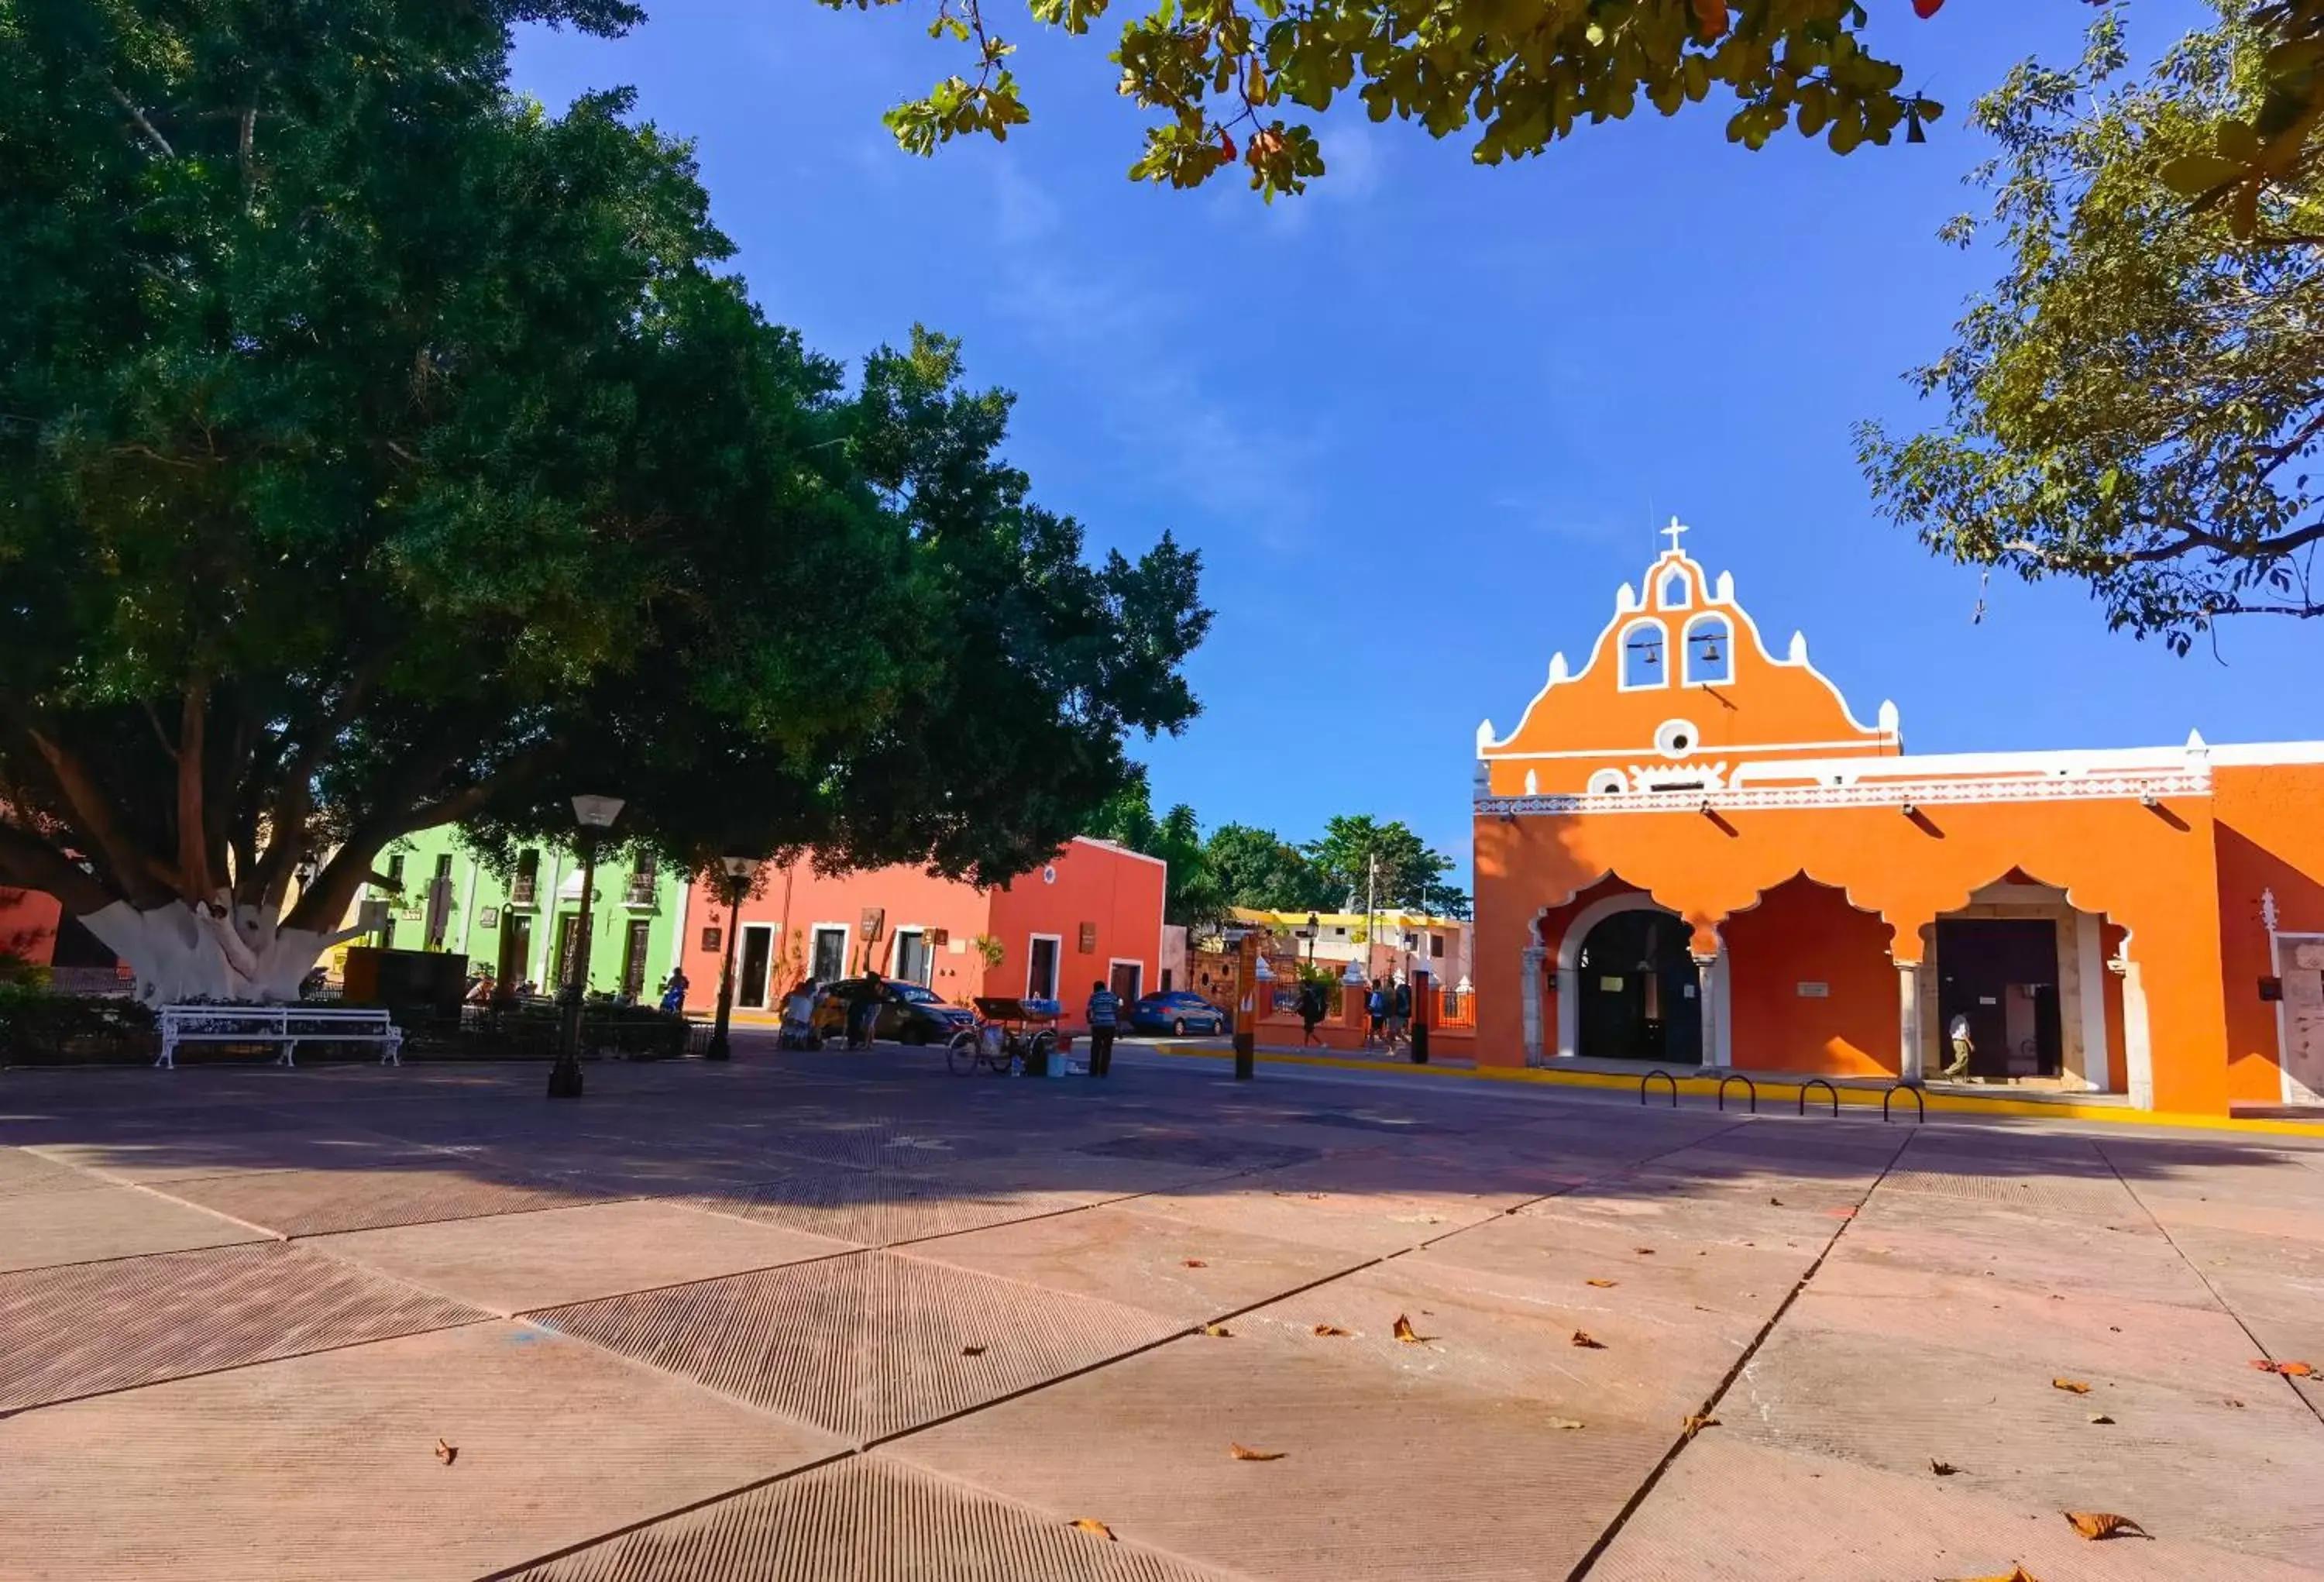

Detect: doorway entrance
[1576, 908, 1701, 1062]
[619, 920, 653, 1000]
[1934, 918, 2061, 1078]
[737, 925, 773, 1009]
[497, 913, 533, 989]
[1109, 961, 1143, 1003]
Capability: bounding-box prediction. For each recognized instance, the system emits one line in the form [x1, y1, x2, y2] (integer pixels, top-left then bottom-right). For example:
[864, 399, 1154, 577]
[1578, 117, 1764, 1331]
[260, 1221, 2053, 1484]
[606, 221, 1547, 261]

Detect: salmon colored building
[678, 836, 1167, 1022]
[1472, 524, 2324, 1117]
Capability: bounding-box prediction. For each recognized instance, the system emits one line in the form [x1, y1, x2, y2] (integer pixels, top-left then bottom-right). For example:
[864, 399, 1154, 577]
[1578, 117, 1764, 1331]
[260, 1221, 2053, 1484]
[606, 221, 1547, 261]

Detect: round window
[1587, 770, 1627, 796]
[1654, 719, 1700, 759]
[1040, 865, 1057, 885]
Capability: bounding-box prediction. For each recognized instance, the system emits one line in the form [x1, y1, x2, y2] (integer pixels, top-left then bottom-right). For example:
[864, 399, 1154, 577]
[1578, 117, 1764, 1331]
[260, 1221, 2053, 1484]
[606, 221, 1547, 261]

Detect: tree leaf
[2158, 153, 2247, 195]
[1930, 1458, 1958, 1475]
[2087, 1412, 2115, 1424]
[1229, 1443, 1287, 1460]
[1392, 1314, 1428, 1344]
[1632, 1247, 1655, 1256]
[1571, 1330, 1605, 1349]
[2251, 1359, 2315, 1376]
[1199, 1323, 1233, 1338]
[1680, 1413, 1720, 1439]
[2050, 1377, 2092, 1395]
[1586, 1278, 1618, 1288]
[1182, 1258, 1208, 1267]
[1547, 1416, 1586, 1430]
[1312, 1323, 1351, 1337]
[961, 1344, 988, 1357]
[1070, 1518, 1118, 1541]
[2062, 1511, 2150, 1541]
[434, 1438, 457, 1466]
[1937, 1569, 2039, 1582]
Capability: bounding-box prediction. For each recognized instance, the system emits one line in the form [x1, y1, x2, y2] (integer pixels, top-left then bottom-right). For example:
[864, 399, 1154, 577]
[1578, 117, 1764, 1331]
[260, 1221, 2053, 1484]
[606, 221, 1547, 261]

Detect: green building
[363, 827, 688, 1000]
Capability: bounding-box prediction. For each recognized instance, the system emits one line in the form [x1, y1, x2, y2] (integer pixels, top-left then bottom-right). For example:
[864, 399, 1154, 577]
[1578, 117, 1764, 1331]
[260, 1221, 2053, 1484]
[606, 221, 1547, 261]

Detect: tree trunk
[77, 899, 361, 1006]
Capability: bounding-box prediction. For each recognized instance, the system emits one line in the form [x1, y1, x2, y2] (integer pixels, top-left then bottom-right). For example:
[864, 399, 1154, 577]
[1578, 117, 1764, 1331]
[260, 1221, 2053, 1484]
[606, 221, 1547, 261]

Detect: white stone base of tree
[77, 898, 366, 1007]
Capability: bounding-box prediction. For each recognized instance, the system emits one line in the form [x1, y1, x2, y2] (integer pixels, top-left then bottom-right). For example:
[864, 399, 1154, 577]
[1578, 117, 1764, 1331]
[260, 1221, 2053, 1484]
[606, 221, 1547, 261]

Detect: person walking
[658, 966, 689, 1014]
[1387, 977, 1412, 1051]
[1084, 978, 1120, 1078]
[1363, 978, 1387, 1050]
[847, 971, 885, 1050]
[1941, 1011, 1975, 1079]
[1298, 978, 1325, 1047]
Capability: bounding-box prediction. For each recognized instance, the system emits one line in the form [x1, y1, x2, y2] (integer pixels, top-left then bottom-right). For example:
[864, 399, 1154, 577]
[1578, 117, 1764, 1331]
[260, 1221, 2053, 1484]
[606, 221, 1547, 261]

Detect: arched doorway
[1576, 907, 1702, 1062]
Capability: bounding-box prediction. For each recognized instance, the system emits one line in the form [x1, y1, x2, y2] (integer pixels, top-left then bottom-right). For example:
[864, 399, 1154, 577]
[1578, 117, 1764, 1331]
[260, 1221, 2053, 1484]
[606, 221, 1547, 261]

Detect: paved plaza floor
[3, 1041, 2321, 1581]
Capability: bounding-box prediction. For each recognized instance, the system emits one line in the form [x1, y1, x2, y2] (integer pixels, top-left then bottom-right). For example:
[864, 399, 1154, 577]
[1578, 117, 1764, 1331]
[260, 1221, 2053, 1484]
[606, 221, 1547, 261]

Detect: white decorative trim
[1025, 932, 1064, 999]
[1480, 768, 2209, 816]
[1487, 737, 1894, 762]
[1071, 834, 1168, 869]
[1653, 719, 1702, 759]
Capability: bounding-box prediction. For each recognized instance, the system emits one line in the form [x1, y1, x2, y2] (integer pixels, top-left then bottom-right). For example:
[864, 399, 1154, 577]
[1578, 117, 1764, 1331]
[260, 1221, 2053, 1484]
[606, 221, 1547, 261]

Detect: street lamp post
[706, 853, 761, 1061]
[1305, 912, 1318, 973]
[548, 793, 624, 1099]
[1408, 929, 1430, 1065]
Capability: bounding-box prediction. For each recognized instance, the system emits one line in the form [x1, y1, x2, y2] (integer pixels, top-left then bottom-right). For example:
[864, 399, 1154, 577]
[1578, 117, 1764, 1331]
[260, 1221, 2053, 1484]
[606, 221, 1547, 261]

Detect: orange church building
[1471, 525, 2324, 1117]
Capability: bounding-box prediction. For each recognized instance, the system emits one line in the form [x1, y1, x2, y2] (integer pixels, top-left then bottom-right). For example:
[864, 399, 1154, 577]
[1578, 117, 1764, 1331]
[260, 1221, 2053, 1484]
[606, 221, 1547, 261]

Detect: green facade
[366, 828, 687, 1001]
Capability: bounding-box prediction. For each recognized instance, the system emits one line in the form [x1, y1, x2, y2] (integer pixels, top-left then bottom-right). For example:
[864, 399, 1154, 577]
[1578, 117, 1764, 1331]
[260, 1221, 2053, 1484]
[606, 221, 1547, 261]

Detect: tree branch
[177, 678, 212, 900]
[106, 84, 177, 157]
[0, 821, 113, 916]
[0, 704, 174, 907]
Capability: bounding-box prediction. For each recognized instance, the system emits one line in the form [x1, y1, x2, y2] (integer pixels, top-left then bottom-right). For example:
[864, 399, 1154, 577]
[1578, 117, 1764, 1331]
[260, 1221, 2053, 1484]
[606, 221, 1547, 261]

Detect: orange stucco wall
[985, 840, 1166, 1005]
[1722, 878, 1897, 1077]
[2212, 762, 2324, 1105]
[681, 837, 1165, 1020]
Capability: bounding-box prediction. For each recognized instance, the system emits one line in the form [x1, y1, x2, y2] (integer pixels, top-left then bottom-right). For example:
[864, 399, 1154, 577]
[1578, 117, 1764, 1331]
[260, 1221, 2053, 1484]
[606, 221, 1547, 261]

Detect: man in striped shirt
[1085, 979, 1120, 1078]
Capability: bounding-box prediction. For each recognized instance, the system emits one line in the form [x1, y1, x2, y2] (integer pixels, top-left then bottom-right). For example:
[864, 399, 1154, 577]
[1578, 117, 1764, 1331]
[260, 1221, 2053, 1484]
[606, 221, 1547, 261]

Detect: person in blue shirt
[1085, 979, 1120, 1078]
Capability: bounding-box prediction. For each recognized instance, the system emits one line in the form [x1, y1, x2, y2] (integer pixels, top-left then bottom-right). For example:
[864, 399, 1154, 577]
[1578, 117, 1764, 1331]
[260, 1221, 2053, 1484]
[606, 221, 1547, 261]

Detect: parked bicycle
[946, 996, 1060, 1077]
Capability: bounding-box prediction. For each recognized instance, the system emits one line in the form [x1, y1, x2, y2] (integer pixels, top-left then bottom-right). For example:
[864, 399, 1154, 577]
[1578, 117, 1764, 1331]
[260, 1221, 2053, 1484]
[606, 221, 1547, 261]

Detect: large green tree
[1859, 5, 2324, 646]
[1205, 820, 1336, 912]
[0, 0, 1206, 1003]
[1303, 814, 1452, 913]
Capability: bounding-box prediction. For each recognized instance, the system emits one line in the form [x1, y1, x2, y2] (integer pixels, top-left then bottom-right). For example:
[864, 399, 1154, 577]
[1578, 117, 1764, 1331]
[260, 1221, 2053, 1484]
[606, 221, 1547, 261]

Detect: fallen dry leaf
[1228, 1443, 1286, 1461]
[1391, 1314, 1427, 1345]
[1312, 1323, 1351, 1337]
[1930, 1458, 1958, 1476]
[1679, 1413, 1720, 1439]
[1546, 1416, 1585, 1430]
[2051, 1377, 2092, 1395]
[1570, 1330, 1604, 1350]
[1632, 1246, 1656, 1256]
[434, 1438, 457, 1466]
[1585, 1278, 1618, 1288]
[961, 1344, 987, 1357]
[1937, 1568, 2040, 1582]
[1768, 1196, 1783, 1206]
[2062, 1511, 2150, 1541]
[2087, 1412, 2115, 1424]
[2226, 1397, 2246, 1408]
[1199, 1323, 1233, 1339]
[1070, 1518, 1118, 1542]
[2252, 1358, 2316, 1377]
[1182, 1258, 1208, 1268]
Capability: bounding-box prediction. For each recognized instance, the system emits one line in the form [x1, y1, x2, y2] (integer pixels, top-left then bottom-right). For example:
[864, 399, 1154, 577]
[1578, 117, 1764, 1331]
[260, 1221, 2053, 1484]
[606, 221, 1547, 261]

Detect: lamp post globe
[548, 794, 624, 1099]
[707, 854, 761, 1061]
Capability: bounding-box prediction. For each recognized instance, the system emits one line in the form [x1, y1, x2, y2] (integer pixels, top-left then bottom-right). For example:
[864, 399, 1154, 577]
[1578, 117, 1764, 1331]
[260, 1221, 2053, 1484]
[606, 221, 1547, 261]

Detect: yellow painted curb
[1144, 1043, 2324, 1138]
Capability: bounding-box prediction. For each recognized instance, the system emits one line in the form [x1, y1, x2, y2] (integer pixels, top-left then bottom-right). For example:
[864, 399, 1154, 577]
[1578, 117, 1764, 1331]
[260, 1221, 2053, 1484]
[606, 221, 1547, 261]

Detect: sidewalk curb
[1144, 1041, 2324, 1137]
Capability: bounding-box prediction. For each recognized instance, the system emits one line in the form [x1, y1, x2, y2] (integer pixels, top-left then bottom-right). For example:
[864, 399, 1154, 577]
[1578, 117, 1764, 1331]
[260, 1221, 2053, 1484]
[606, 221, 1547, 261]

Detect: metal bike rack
[1882, 1083, 1927, 1123]
[1798, 1078, 1839, 1118]
[1639, 1069, 1679, 1108]
[1716, 1073, 1757, 1113]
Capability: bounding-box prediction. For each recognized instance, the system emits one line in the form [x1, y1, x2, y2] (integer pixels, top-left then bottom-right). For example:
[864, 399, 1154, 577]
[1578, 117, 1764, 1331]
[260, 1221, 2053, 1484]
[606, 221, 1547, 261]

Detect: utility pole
[1365, 852, 1377, 982]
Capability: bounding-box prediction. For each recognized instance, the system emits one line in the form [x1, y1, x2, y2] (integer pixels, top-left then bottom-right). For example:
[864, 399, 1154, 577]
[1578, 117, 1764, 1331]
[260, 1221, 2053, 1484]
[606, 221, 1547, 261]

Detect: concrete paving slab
[0, 1179, 268, 1272]
[0, 1144, 102, 1198]
[893, 1328, 1673, 1582]
[537, 1247, 1184, 1441]
[156, 1161, 617, 1236]
[1136, 1181, 1504, 1257]
[1839, 1192, 2217, 1308]
[27, 1128, 445, 1185]
[309, 1199, 858, 1314]
[0, 1240, 483, 1412]
[506, 1450, 1236, 1582]
[1588, 1430, 2324, 1581]
[0, 1321, 839, 1582]
[902, 1201, 1370, 1322]
[1728, 1319, 2324, 1568]
[1407, 1205, 1821, 1319]
[682, 1166, 1104, 1247]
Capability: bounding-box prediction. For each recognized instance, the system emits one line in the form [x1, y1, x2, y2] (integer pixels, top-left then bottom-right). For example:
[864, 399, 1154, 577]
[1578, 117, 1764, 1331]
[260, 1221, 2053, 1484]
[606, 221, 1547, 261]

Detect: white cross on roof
[1661, 516, 1689, 555]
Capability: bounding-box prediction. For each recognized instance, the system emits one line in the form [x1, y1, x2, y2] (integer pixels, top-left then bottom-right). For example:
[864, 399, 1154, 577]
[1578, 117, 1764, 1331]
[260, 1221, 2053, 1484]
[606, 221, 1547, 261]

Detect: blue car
[1127, 991, 1227, 1036]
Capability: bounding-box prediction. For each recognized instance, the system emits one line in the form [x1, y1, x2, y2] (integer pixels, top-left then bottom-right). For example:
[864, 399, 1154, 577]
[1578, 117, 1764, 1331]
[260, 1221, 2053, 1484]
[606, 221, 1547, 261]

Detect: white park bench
[156, 1004, 403, 1070]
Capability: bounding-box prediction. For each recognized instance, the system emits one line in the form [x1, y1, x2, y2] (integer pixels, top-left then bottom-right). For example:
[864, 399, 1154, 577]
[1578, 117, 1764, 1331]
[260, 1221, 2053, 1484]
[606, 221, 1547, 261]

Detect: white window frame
[1025, 932, 1064, 1000]
[1617, 618, 1669, 691]
[1658, 569, 1690, 610]
[1682, 614, 1733, 686]
[809, 921, 851, 985]
[890, 925, 931, 986]
[1105, 958, 1144, 1003]
[737, 923, 776, 1009]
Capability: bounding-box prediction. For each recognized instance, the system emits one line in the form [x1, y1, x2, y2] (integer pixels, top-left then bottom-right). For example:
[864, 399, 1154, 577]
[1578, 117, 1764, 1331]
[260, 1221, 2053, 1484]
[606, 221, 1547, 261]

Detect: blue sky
[513, 0, 2309, 880]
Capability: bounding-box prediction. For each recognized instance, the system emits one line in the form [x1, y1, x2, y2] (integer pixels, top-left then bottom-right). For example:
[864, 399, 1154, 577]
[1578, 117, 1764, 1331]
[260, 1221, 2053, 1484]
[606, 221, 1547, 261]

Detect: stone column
[2117, 955, 2155, 1110]
[1897, 961, 1924, 1086]
[1520, 944, 1546, 1065]
[1695, 954, 1721, 1069]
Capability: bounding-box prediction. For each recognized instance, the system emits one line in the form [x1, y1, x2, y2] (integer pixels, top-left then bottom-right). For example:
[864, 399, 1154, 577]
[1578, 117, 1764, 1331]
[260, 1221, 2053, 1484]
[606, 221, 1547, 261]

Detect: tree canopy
[0, 0, 1207, 999]
[1859, 5, 2324, 646]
